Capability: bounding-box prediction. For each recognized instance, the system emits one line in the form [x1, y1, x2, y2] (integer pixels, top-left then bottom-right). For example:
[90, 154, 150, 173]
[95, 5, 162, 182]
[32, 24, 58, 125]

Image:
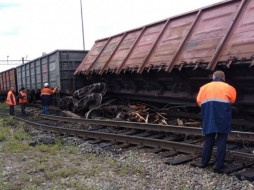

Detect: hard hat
[44, 83, 49, 87]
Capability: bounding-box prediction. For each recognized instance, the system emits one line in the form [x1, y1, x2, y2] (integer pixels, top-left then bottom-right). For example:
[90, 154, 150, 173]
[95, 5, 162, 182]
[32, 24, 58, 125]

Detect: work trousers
[9, 105, 14, 115]
[202, 133, 228, 169]
[42, 106, 49, 115]
[20, 103, 26, 114]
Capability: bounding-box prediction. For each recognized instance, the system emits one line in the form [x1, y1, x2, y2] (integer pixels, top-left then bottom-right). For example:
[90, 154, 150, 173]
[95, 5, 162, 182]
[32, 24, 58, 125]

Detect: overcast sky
[0, 0, 222, 72]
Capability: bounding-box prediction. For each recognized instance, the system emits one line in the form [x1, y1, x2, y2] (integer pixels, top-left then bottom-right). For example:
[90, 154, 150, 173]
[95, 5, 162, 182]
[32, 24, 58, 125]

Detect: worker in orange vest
[41, 83, 57, 115]
[197, 71, 236, 172]
[18, 87, 28, 115]
[6, 87, 16, 116]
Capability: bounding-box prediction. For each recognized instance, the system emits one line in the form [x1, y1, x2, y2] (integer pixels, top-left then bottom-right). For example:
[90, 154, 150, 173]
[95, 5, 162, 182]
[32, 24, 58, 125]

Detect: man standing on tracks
[196, 70, 236, 172]
[41, 83, 57, 115]
[18, 87, 28, 115]
[6, 87, 16, 116]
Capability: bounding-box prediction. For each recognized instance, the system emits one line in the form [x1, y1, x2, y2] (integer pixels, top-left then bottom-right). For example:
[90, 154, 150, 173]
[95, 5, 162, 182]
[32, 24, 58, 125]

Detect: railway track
[38, 114, 254, 143]
[1, 110, 254, 181]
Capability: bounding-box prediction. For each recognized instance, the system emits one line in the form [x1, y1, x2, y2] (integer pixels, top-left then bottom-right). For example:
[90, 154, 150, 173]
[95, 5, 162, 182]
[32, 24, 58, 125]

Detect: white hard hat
[44, 83, 49, 87]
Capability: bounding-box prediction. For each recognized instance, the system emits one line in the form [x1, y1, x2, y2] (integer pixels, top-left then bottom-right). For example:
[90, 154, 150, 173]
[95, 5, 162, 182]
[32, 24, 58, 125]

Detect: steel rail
[13, 116, 254, 160]
[38, 114, 254, 143]
[14, 116, 202, 155]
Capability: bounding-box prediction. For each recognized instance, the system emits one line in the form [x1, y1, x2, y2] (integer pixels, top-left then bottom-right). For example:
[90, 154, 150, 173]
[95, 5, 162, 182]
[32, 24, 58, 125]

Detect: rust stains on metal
[75, 0, 254, 75]
[207, 0, 249, 70]
[0, 68, 17, 94]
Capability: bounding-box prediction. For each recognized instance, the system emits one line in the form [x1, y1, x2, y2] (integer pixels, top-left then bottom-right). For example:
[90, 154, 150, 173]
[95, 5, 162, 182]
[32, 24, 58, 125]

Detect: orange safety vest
[6, 91, 16, 105]
[196, 80, 236, 135]
[196, 81, 236, 106]
[19, 91, 28, 104]
[40, 87, 56, 96]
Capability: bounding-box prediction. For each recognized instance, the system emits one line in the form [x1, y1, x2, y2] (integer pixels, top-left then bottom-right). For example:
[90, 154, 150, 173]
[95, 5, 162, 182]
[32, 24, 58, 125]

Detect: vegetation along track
[1, 111, 254, 181]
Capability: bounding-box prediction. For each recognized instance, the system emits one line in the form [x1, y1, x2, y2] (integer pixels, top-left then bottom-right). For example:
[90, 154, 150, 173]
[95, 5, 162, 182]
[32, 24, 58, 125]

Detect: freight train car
[0, 68, 17, 101]
[16, 50, 88, 102]
[75, 0, 254, 116]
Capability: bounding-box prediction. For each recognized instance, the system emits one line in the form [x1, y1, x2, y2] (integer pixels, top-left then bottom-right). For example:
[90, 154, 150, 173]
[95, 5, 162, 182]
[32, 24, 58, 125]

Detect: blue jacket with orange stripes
[196, 78, 236, 135]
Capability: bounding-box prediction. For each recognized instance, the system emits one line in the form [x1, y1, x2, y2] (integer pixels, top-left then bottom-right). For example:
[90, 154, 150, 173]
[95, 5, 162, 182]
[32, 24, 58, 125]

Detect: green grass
[0, 127, 10, 141]
[0, 115, 147, 189]
[0, 118, 30, 153]
[14, 127, 29, 140]
[0, 159, 3, 188]
[35, 137, 63, 154]
[0, 103, 8, 109]
[2, 140, 30, 153]
[36, 144, 61, 154]
[2, 117, 19, 128]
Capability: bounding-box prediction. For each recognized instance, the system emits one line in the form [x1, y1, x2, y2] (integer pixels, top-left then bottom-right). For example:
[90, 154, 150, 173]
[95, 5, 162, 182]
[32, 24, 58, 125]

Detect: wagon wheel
[58, 99, 64, 109]
[98, 83, 107, 96]
[90, 83, 107, 95]
[85, 108, 103, 119]
[87, 93, 102, 109]
[73, 83, 107, 99]
[71, 98, 79, 113]
[73, 85, 92, 99]
[67, 98, 74, 111]
[59, 97, 69, 109]
[72, 83, 96, 99]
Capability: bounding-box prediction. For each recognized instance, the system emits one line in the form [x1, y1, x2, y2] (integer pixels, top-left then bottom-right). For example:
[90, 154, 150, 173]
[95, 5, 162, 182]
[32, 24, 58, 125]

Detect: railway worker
[6, 87, 16, 116]
[18, 87, 28, 115]
[41, 83, 57, 115]
[196, 70, 236, 172]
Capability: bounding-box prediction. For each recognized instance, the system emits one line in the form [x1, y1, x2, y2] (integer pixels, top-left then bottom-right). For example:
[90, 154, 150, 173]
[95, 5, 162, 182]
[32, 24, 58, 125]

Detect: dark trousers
[42, 106, 49, 115]
[202, 133, 228, 169]
[9, 105, 14, 115]
[20, 103, 26, 114]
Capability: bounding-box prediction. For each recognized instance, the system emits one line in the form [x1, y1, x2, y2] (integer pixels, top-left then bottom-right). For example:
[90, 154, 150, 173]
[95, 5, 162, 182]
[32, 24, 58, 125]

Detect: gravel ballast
[1, 135, 254, 190]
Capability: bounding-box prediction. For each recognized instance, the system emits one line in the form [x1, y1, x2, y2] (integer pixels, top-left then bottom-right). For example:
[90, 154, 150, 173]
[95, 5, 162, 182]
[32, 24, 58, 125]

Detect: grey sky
[0, 0, 222, 72]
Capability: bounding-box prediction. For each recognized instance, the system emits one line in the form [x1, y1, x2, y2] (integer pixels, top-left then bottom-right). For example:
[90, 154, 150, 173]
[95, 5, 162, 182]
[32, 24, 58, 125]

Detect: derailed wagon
[74, 0, 254, 116]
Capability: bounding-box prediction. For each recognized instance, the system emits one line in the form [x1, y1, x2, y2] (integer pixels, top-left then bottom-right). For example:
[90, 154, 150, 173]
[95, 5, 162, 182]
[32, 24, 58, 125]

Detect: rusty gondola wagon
[74, 0, 254, 118]
[0, 68, 17, 102]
